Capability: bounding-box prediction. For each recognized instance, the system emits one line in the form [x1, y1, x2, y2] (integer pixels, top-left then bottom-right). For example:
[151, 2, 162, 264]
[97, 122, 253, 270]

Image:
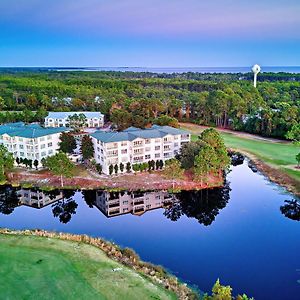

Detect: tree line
[0, 71, 299, 139]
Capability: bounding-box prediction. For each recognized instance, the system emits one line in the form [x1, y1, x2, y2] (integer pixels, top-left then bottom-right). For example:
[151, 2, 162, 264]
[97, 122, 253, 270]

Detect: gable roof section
[46, 111, 104, 119]
[0, 122, 69, 138]
[91, 125, 188, 143]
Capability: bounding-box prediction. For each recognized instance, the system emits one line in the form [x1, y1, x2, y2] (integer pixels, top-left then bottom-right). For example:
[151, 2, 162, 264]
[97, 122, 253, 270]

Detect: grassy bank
[0, 233, 179, 300]
[181, 123, 300, 194]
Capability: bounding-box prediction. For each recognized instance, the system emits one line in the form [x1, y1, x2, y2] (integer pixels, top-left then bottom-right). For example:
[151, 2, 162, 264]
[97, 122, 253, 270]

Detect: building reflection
[93, 190, 175, 217]
[17, 189, 64, 209]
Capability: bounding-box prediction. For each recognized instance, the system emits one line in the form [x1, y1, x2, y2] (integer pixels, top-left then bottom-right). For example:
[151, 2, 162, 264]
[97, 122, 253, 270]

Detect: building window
[121, 142, 127, 146]
[41, 151, 46, 156]
[48, 149, 53, 155]
[20, 152, 24, 157]
[155, 153, 160, 158]
[19, 145, 24, 149]
[121, 149, 127, 154]
[133, 141, 143, 146]
[145, 139, 151, 144]
[145, 147, 151, 152]
[145, 154, 150, 159]
[155, 146, 160, 150]
[40, 137, 45, 142]
[41, 144, 46, 149]
[48, 142, 52, 147]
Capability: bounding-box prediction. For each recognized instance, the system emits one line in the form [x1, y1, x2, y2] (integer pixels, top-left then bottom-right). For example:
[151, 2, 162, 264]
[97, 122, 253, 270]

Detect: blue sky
[0, 0, 300, 67]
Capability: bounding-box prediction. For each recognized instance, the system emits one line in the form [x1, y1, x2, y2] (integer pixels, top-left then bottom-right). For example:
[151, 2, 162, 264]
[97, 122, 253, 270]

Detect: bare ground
[7, 168, 223, 191]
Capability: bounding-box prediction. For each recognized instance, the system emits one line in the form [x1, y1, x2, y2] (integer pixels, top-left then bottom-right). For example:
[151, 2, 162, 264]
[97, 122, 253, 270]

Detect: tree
[163, 159, 184, 188]
[114, 164, 118, 174]
[194, 144, 218, 185]
[179, 139, 205, 169]
[35, 107, 48, 123]
[81, 135, 94, 160]
[95, 164, 102, 174]
[203, 279, 253, 300]
[154, 115, 179, 128]
[34, 159, 39, 170]
[296, 152, 300, 168]
[286, 124, 300, 145]
[109, 164, 114, 175]
[59, 132, 76, 154]
[67, 113, 87, 132]
[110, 109, 132, 131]
[16, 157, 20, 166]
[120, 162, 124, 173]
[0, 145, 14, 182]
[45, 152, 75, 187]
[28, 159, 33, 169]
[126, 162, 131, 173]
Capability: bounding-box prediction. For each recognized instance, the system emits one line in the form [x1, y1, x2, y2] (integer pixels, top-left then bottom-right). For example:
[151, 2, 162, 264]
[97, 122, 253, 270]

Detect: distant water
[51, 66, 300, 74]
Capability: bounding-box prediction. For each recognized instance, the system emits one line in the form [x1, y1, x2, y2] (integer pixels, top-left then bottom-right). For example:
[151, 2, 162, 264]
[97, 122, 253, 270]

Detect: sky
[0, 0, 300, 67]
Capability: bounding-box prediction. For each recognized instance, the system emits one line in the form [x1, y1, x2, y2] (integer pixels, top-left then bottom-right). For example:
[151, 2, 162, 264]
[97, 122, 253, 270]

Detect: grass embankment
[0, 233, 178, 300]
[181, 123, 300, 194]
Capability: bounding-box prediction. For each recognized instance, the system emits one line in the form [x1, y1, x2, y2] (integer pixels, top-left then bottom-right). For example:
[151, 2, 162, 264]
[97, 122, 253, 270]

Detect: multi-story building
[45, 112, 104, 128]
[95, 190, 175, 217]
[0, 122, 69, 167]
[90, 125, 191, 175]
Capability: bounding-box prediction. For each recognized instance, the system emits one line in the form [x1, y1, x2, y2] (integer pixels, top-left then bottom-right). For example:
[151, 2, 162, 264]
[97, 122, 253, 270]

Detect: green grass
[188, 126, 299, 182]
[0, 235, 177, 300]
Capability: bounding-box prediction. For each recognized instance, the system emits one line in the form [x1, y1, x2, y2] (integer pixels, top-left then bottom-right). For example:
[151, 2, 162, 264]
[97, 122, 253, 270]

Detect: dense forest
[0, 69, 299, 139]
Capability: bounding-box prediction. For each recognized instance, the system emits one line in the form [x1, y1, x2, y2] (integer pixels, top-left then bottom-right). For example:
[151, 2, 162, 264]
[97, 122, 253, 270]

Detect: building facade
[0, 122, 69, 167]
[91, 125, 191, 175]
[95, 190, 174, 217]
[45, 112, 104, 128]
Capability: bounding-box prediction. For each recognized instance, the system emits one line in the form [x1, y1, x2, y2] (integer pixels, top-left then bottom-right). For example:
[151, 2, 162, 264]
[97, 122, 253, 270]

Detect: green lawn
[185, 124, 300, 182]
[0, 235, 177, 300]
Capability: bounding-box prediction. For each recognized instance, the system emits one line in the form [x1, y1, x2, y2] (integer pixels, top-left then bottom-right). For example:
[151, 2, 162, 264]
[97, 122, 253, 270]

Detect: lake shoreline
[234, 149, 300, 197]
[0, 228, 198, 300]
[6, 168, 224, 192]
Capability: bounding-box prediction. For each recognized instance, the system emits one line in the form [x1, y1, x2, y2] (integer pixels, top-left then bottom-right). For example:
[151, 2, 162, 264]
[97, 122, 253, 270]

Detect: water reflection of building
[17, 189, 63, 209]
[95, 190, 174, 217]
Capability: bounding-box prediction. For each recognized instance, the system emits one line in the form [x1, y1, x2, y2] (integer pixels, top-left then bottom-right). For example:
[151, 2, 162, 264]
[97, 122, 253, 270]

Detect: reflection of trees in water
[164, 182, 231, 226]
[51, 190, 77, 224]
[82, 190, 97, 208]
[0, 186, 19, 215]
[280, 199, 300, 221]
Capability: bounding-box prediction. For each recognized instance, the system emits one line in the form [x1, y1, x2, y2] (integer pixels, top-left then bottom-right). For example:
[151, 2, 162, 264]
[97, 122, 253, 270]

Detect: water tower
[252, 64, 261, 88]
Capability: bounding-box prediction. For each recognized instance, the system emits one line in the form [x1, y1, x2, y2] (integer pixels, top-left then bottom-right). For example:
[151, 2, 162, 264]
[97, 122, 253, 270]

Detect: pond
[0, 161, 299, 299]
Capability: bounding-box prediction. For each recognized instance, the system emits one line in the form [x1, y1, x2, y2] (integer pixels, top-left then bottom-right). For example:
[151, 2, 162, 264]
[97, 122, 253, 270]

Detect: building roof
[91, 125, 188, 143]
[0, 122, 69, 139]
[45, 111, 104, 119]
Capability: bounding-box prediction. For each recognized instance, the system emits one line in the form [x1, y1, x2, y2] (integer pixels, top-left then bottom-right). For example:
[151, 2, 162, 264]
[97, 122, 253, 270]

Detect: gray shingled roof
[91, 125, 188, 143]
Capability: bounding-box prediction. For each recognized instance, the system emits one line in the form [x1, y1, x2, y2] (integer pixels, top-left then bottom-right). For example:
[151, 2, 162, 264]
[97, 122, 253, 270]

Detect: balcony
[109, 202, 120, 208]
[134, 200, 144, 205]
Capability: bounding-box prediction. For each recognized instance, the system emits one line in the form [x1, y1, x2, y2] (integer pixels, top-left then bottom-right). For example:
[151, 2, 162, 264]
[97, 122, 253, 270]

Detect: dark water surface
[0, 161, 299, 299]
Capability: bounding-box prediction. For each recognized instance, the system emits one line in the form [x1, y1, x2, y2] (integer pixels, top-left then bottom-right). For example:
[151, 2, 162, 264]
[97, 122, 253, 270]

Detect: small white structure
[90, 125, 190, 175]
[252, 64, 261, 88]
[0, 122, 69, 167]
[45, 112, 104, 128]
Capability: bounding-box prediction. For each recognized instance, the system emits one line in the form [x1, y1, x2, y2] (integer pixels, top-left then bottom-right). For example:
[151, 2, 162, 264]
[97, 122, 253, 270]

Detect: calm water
[0, 161, 299, 299]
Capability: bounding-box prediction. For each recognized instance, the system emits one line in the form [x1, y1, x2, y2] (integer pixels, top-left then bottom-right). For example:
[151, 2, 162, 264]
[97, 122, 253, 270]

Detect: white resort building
[90, 125, 191, 175]
[44, 112, 104, 128]
[0, 122, 69, 167]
